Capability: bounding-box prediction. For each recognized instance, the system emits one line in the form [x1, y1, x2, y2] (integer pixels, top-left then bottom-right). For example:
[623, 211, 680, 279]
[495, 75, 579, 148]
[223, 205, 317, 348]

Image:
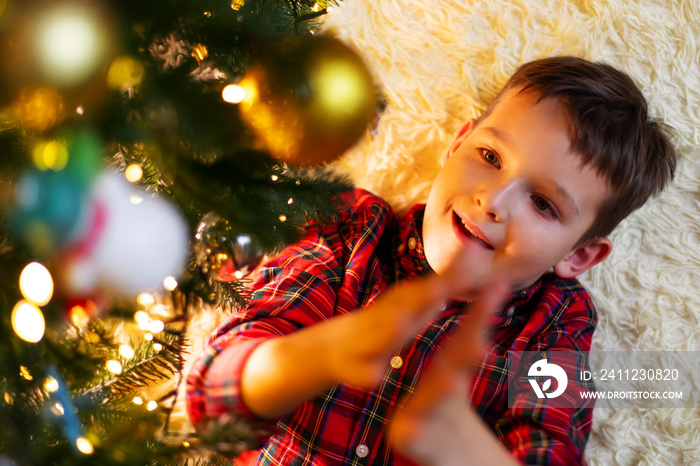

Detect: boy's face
[423, 88, 611, 296]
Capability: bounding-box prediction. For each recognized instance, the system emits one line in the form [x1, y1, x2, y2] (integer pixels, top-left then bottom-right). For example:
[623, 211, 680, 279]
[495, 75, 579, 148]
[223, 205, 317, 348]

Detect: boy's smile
[423, 88, 612, 296]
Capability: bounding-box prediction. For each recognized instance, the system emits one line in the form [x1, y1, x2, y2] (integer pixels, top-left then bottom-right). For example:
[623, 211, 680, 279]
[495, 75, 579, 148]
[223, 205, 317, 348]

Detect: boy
[186, 56, 676, 465]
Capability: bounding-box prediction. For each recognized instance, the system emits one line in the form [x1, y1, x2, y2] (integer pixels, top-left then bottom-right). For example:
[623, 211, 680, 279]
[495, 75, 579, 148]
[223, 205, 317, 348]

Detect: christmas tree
[0, 0, 379, 464]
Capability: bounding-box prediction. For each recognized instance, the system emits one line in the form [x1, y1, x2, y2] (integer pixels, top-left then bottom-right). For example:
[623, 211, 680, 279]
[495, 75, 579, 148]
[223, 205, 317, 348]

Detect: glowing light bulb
[50, 402, 65, 416]
[279, 215, 287, 222]
[19, 366, 33, 380]
[19, 262, 54, 306]
[35, 6, 105, 86]
[124, 163, 143, 183]
[134, 310, 150, 329]
[70, 305, 90, 327]
[162, 276, 178, 291]
[12, 301, 45, 343]
[44, 376, 59, 392]
[147, 400, 158, 411]
[149, 320, 165, 334]
[119, 345, 134, 359]
[222, 84, 246, 104]
[152, 343, 163, 352]
[137, 293, 155, 307]
[76, 437, 94, 455]
[133, 396, 143, 405]
[106, 360, 123, 374]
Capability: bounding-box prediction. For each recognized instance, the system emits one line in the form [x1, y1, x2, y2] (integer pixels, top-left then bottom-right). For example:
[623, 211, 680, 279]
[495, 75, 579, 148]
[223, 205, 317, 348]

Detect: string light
[35, 6, 105, 86]
[44, 376, 59, 392]
[19, 366, 33, 381]
[50, 402, 65, 416]
[152, 343, 163, 352]
[132, 396, 143, 405]
[147, 400, 158, 411]
[288, 198, 294, 205]
[162, 276, 178, 291]
[69, 304, 91, 327]
[271, 175, 279, 182]
[12, 301, 46, 343]
[137, 293, 155, 307]
[191, 44, 209, 63]
[124, 163, 143, 183]
[148, 320, 165, 333]
[119, 345, 135, 359]
[76, 437, 94, 455]
[222, 84, 246, 104]
[106, 360, 123, 374]
[19, 262, 54, 306]
[279, 215, 287, 222]
[231, 0, 245, 10]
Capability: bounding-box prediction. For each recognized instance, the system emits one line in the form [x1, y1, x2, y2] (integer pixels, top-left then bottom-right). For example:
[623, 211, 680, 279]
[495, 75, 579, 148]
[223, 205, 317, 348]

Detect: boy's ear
[445, 118, 475, 160]
[553, 237, 612, 278]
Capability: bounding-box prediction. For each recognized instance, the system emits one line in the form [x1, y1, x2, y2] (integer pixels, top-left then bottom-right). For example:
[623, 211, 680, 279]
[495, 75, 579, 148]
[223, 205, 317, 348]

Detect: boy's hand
[389, 280, 519, 466]
[242, 255, 494, 419]
[321, 251, 494, 389]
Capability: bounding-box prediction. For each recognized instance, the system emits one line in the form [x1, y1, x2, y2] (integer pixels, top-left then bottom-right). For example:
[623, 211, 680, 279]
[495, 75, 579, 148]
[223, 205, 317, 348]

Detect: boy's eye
[532, 196, 556, 217]
[481, 149, 501, 168]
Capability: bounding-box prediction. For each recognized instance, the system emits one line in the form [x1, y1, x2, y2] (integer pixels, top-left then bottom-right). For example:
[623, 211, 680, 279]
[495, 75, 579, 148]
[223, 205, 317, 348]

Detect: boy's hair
[480, 56, 677, 246]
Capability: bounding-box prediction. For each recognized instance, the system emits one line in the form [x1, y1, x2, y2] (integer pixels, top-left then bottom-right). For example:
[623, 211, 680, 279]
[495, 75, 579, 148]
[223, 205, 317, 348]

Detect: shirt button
[356, 444, 369, 458]
[390, 356, 404, 369]
[408, 237, 417, 250]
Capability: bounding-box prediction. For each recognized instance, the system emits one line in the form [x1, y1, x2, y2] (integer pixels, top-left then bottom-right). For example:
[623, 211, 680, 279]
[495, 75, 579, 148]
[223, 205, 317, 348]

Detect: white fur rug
[321, 1, 700, 464]
[166, 1, 700, 464]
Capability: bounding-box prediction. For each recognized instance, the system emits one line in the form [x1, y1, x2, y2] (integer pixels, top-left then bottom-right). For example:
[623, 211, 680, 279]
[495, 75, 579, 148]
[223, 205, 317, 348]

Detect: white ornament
[90, 172, 188, 298]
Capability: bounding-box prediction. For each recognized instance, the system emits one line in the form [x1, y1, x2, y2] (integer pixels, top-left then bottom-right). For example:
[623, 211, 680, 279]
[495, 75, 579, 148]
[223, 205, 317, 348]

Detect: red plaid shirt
[186, 189, 596, 465]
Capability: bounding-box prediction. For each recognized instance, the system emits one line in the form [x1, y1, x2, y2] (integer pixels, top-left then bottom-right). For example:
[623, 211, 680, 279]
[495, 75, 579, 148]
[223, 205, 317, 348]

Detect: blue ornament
[7, 169, 89, 253]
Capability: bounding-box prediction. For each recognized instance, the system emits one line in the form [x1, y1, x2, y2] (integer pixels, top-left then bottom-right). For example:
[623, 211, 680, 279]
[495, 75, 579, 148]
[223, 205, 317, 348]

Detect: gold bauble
[238, 35, 377, 166]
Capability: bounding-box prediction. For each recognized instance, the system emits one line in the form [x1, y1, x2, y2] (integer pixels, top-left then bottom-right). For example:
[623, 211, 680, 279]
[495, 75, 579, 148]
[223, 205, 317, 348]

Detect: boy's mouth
[453, 211, 494, 250]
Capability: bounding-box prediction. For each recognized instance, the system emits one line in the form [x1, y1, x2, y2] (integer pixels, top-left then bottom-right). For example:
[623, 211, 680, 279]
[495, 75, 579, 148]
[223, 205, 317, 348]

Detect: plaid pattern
[186, 189, 596, 465]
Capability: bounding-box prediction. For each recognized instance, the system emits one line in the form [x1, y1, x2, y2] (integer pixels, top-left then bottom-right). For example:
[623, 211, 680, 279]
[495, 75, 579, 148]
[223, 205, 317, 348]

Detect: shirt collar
[392, 204, 431, 280]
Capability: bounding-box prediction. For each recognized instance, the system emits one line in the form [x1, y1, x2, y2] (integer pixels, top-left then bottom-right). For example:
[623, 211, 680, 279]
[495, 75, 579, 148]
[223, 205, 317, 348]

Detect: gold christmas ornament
[238, 35, 377, 166]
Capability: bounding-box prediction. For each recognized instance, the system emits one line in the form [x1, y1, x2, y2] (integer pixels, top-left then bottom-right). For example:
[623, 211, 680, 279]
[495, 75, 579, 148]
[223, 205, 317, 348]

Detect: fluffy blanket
[168, 1, 700, 464]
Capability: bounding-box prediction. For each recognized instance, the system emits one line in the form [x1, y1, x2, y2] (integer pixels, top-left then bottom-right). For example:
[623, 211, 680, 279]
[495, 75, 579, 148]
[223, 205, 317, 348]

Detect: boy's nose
[475, 181, 518, 222]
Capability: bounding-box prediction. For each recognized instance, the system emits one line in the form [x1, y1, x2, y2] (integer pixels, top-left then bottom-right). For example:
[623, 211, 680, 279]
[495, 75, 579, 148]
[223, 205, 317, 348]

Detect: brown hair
[480, 56, 677, 245]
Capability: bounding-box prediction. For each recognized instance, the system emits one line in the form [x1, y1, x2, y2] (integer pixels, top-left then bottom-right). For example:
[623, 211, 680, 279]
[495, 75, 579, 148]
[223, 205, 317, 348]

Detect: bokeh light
[119, 344, 135, 359]
[33, 140, 69, 171]
[124, 164, 143, 183]
[19, 262, 54, 306]
[222, 84, 246, 104]
[35, 6, 106, 86]
[11, 301, 46, 343]
[75, 437, 94, 455]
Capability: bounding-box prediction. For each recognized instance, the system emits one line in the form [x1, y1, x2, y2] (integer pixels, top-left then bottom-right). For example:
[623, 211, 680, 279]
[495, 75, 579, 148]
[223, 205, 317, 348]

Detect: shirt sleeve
[495, 284, 597, 465]
[185, 189, 393, 443]
[185, 224, 344, 435]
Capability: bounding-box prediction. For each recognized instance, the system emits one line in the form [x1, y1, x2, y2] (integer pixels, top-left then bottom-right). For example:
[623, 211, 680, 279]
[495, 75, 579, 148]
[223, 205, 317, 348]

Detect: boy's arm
[241, 274, 456, 419]
[389, 281, 520, 466]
